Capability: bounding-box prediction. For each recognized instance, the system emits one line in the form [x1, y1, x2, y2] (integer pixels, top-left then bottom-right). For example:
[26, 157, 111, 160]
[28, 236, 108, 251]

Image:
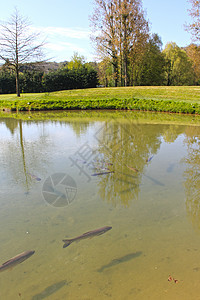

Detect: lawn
[0, 86, 200, 113]
[0, 86, 200, 102]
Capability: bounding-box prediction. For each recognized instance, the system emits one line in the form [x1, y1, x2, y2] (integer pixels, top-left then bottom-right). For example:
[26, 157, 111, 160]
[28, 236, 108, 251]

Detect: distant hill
[0, 60, 69, 73]
[20, 61, 68, 73]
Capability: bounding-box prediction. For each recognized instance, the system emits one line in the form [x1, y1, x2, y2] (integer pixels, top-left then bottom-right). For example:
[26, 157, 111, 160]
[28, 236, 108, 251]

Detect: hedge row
[1, 98, 200, 114]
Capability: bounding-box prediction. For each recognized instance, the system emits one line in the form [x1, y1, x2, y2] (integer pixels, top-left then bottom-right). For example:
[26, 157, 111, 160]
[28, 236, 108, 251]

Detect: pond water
[0, 110, 200, 300]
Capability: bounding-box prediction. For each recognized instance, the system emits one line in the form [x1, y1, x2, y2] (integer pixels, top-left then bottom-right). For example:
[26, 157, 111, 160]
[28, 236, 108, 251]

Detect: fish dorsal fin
[1, 253, 21, 265]
[2, 258, 13, 265]
[82, 231, 93, 236]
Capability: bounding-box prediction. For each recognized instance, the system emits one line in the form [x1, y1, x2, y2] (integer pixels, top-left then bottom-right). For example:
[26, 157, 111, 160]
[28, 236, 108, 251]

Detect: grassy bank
[1, 86, 200, 114]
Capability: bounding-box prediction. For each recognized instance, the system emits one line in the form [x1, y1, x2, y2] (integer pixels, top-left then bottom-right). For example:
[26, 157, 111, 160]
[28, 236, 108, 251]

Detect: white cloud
[34, 26, 90, 40]
[45, 43, 66, 52]
[31, 25, 95, 62]
[46, 41, 86, 52]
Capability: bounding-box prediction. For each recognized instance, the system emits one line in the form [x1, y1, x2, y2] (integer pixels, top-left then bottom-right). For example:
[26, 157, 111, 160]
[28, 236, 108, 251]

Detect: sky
[0, 0, 194, 63]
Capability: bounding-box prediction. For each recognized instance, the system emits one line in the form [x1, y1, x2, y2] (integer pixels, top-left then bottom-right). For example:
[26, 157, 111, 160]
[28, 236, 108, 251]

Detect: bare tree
[0, 8, 45, 96]
[186, 0, 200, 41]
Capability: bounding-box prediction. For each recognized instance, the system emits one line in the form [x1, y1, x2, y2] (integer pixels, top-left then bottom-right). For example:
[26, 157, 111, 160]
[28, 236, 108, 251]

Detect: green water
[0, 111, 200, 300]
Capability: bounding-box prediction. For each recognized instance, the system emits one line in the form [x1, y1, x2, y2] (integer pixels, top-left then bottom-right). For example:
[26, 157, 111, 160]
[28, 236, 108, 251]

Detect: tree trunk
[113, 62, 118, 87]
[123, 11, 128, 86]
[113, 54, 118, 87]
[124, 55, 127, 86]
[16, 66, 20, 97]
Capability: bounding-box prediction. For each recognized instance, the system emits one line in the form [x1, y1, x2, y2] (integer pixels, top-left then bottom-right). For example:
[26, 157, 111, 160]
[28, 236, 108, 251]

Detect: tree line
[91, 0, 200, 87]
[1, 39, 199, 94]
[97, 38, 200, 87]
[0, 1, 200, 95]
[0, 56, 98, 94]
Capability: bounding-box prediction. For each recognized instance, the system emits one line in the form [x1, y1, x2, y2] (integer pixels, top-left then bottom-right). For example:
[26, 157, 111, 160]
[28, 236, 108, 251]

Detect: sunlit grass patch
[0, 86, 200, 113]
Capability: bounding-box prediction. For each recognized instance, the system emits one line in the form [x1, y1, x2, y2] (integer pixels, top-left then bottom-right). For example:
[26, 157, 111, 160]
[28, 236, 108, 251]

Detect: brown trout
[0, 250, 35, 272]
[63, 226, 112, 248]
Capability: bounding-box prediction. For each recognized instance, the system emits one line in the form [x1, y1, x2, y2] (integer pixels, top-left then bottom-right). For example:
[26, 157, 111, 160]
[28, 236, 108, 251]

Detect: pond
[0, 110, 200, 300]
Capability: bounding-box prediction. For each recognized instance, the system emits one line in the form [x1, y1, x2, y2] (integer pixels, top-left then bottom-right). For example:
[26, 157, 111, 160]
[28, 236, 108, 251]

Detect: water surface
[0, 111, 200, 300]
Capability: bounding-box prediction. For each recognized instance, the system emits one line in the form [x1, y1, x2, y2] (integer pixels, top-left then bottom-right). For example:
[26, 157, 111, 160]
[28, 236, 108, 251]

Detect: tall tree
[117, 0, 149, 86]
[135, 34, 166, 86]
[186, 43, 200, 84]
[186, 0, 200, 41]
[90, 0, 149, 87]
[163, 42, 195, 86]
[0, 9, 45, 97]
[90, 0, 119, 86]
[97, 57, 114, 86]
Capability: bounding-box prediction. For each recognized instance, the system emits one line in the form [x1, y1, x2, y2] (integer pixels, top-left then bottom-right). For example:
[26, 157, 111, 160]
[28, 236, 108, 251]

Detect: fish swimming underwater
[0, 250, 35, 272]
[126, 165, 139, 173]
[27, 173, 41, 181]
[62, 226, 112, 248]
[146, 156, 154, 162]
[91, 171, 114, 176]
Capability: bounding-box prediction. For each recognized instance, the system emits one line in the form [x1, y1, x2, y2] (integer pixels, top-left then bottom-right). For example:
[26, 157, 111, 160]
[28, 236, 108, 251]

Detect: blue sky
[0, 0, 193, 62]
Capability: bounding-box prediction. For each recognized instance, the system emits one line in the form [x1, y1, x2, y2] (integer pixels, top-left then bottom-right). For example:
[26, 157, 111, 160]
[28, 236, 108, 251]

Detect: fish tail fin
[62, 240, 72, 248]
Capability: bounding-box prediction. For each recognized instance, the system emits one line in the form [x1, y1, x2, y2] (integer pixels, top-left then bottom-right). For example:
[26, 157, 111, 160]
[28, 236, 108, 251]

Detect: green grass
[1, 86, 200, 102]
[1, 86, 200, 113]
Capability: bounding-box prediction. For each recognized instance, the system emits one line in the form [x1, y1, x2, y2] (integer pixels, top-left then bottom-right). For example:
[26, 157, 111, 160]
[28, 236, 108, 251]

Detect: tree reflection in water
[1, 118, 52, 193]
[95, 119, 182, 207]
[1, 112, 200, 214]
[183, 126, 200, 230]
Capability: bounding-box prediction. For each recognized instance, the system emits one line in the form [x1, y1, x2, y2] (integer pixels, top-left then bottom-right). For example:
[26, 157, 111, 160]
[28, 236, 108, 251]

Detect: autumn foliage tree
[186, 0, 200, 41]
[90, 0, 149, 87]
[186, 44, 200, 84]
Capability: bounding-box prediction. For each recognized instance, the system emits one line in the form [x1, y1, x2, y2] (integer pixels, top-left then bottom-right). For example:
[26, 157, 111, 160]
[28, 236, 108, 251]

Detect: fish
[0, 250, 35, 272]
[146, 156, 154, 162]
[27, 173, 41, 181]
[91, 171, 114, 176]
[62, 226, 112, 248]
[126, 165, 139, 173]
